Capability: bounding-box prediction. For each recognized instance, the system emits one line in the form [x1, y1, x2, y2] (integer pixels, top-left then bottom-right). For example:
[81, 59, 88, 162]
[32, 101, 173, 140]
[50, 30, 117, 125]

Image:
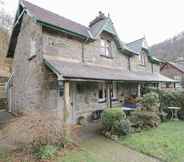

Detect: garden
[101, 89, 184, 162]
[0, 89, 184, 162]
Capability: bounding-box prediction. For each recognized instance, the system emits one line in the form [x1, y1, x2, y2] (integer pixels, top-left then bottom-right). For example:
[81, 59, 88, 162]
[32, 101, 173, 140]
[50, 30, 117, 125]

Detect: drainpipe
[128, 57, 131, 71]
[81, 31, 91, 63]
[109, 81, 112, 108]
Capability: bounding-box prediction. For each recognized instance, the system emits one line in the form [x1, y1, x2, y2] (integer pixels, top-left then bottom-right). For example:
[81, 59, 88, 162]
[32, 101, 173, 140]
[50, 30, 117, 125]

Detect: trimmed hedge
[101, 108, 130, 135]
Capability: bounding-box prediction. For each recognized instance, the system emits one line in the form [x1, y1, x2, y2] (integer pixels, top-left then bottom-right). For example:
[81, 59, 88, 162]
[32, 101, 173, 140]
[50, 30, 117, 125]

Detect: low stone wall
[0, 98, 8, 110]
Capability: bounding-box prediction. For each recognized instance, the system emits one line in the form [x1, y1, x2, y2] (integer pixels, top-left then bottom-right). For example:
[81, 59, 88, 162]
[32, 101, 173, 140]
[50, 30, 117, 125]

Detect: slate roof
[168, 62, 184, 73]
[22, 0, 91, 38]
[44, 55, 175, 82]
[126, 38, 145, 54]
[7, 0, 138, 57]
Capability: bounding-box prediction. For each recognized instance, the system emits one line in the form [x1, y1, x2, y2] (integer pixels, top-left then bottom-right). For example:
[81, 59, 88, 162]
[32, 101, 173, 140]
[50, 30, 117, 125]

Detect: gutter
[36, 19, 91, 41]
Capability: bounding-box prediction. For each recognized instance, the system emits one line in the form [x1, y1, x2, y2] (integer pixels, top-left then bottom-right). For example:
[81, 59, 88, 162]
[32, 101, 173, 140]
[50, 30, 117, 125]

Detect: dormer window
[100, 38, 112, 58]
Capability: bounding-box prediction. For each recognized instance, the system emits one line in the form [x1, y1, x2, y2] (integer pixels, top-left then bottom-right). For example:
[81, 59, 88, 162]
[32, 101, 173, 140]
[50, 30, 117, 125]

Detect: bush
[101, 108, 126, 131]
[34, 145, 57, 160]
[101, 108, 128, 135]
[142, 92, 160, 112]
[129, 111, 161, 131]
[114, 119, 131, 135]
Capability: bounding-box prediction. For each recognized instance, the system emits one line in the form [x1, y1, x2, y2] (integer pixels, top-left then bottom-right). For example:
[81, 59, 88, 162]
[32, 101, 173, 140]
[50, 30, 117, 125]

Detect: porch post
[64, 80, 72, 138]
[106, 82, 111, 108]
[138, 83, 141, 97]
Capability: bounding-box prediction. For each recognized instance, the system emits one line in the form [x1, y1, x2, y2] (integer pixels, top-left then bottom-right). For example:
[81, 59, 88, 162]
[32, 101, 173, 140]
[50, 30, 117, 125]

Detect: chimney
[89, 11, 106, 27]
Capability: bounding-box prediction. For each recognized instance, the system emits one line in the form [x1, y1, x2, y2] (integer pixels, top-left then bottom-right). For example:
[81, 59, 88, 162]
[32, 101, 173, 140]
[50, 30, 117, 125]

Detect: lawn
[0, 148, 108, 162]
[120, 121, 184, 162]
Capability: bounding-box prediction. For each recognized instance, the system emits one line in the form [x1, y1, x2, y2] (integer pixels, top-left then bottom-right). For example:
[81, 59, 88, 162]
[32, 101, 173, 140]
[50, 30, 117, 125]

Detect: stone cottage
[160, 62, 184, 90]
[7, 0, 174, 126]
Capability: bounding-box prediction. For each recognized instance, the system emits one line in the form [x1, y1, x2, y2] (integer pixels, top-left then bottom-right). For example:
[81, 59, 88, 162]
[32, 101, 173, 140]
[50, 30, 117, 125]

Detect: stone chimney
[89, 11, 106, 27]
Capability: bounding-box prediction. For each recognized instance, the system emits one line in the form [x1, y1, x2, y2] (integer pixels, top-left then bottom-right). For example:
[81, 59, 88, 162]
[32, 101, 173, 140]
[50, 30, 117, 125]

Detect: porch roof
[44, 56, 176, 82]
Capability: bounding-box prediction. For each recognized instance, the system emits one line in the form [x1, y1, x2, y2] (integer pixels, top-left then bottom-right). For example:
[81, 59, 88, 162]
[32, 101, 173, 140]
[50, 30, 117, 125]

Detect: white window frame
[100, 38, 112, 58]
[111, 82, 117, 100]
[138, 54, 145, 65]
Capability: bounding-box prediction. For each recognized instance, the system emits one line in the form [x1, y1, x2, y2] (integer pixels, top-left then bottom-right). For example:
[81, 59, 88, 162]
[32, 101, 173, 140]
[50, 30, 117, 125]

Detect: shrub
[34, 145, 57, 160]
[114, 119, 131, 135]
[101, 108, 126, 131]
[129, 111, 161, 131]
[142, 92, 160, 112]
[101, 108, 127, 135]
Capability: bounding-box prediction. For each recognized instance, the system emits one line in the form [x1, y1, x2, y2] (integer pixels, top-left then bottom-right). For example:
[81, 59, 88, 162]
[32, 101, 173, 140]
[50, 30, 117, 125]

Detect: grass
[0, 148, 107, 162]
[120, 121, 184, 162]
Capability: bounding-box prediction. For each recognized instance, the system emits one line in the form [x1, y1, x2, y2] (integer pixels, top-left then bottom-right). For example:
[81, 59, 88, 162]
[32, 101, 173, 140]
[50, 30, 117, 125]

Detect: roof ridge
[126, 37, 145, 45]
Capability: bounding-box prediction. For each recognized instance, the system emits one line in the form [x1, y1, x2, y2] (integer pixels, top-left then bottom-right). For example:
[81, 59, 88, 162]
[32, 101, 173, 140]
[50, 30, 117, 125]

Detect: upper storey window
[138, 54, 146, 65]
[100, 38, 112, 58]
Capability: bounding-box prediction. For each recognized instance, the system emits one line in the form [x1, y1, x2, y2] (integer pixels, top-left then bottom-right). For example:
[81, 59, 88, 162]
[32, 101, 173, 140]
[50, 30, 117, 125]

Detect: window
[138, 54, 145, 65]
[111, 83, 117, 101]
[98, 83, 107, 103]
[100, 38, 112, 58]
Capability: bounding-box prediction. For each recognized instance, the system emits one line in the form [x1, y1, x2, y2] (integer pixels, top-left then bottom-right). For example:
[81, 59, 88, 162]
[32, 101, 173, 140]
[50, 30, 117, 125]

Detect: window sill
[100, 55, 113, 59]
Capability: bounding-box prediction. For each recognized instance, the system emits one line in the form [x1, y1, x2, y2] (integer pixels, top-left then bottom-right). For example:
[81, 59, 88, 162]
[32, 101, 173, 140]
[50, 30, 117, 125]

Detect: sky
[2, 0, 184, 45]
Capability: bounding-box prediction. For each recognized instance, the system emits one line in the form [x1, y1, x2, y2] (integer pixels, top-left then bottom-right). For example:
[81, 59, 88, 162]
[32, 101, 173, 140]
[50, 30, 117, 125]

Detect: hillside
[151, 32, 184, 62]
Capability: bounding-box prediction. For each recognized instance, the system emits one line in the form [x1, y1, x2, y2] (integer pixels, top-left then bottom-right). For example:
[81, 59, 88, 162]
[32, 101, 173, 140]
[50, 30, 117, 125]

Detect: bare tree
[0, 0, 13, 30]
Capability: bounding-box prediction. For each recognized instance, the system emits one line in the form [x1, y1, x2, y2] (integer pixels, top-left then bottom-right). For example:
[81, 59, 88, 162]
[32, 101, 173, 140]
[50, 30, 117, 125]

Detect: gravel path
[80, 121, 160, 162]
[81, 135, 160, 162]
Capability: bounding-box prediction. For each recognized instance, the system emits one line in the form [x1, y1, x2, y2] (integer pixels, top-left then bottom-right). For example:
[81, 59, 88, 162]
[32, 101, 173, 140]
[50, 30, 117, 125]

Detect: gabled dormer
[89, 11, 117, 38]
[89, 12, 137, 57]
[127, 37, 160, 65]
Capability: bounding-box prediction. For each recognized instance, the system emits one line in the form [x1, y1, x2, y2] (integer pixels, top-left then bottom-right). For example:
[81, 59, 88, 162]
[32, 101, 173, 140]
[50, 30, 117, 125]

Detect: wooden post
[64, 80, 72, 139]
[138, 83, 141, 97]
[106, 82, 112, 108]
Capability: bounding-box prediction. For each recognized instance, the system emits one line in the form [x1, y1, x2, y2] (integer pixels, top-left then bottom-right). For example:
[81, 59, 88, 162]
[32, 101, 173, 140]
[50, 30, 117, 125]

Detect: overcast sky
[2, 0, 184, 45]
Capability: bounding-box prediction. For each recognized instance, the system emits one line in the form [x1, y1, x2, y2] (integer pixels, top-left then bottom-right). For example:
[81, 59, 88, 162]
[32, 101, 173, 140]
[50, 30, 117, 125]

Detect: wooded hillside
[151, 32, 184, 62]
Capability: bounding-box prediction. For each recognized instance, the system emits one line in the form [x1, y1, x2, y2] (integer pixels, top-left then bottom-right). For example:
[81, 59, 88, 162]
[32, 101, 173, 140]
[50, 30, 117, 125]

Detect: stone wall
[130, 50, 152, 73]
[11, 15, 63, 114]
[69, 81, 137, 123]
[72, 82, 106, 121]
[42, 30, 129, 70]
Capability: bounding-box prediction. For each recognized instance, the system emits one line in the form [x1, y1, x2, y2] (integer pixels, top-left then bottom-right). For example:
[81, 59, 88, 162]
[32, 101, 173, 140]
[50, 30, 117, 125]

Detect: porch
[43, 56, 175, 124]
